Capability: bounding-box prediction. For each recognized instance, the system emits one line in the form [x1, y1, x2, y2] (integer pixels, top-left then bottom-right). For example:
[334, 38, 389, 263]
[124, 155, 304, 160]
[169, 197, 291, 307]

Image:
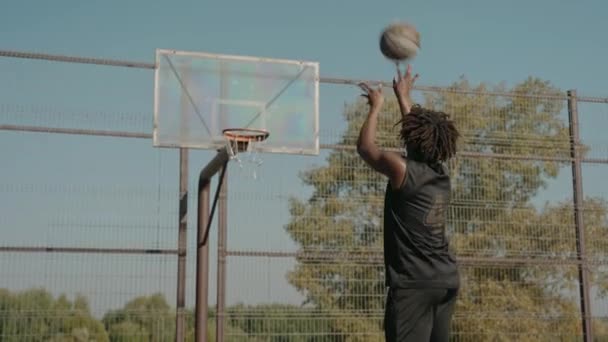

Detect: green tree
[106, 321, 148, 341]
[103, 293, 175, 342]
[225, 303, 334, 341]
[285, 77, 608, 341]
[0, 288, 108, 341]
[102, 293, 250, 342]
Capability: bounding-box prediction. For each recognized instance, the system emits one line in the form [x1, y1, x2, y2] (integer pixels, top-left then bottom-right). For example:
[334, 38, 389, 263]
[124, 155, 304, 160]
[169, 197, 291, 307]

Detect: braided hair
[397, 105, 460, 164]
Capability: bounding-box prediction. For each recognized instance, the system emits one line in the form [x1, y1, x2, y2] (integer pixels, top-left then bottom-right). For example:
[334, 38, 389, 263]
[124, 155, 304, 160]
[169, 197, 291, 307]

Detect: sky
[1, 0, 608, 317]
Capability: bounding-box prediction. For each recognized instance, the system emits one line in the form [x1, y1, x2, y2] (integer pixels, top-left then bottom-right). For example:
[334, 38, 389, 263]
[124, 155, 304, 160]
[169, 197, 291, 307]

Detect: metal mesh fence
[1, 51, 607, 341]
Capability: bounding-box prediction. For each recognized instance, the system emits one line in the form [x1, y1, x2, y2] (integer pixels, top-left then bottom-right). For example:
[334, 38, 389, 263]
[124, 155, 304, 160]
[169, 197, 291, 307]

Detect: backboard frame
[153, 49, 320, 155]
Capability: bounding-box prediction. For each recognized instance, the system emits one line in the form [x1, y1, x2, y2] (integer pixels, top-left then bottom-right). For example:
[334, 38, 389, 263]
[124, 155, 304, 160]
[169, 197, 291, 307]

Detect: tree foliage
[102, 293, 175, 342]
[0, 288, 108, 342]
[102, 293, 252, 341]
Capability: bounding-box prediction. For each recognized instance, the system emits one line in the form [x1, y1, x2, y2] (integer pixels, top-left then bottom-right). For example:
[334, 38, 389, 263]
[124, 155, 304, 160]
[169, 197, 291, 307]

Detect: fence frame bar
[568, 89, 593, 342]
[175, 148, 189, 342]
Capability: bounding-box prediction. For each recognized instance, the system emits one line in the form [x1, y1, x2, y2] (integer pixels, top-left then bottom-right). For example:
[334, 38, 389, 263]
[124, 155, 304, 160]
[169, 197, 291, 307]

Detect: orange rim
[222, 128, 269, 143]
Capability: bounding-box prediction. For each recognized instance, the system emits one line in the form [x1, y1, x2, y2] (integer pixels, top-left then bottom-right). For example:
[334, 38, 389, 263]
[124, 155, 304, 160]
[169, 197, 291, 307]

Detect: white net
[224, 130, 268, 180]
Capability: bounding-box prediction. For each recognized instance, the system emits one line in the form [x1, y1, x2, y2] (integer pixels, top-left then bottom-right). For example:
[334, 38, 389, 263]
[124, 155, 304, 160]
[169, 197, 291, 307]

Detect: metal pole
[175, 148, 188, 342]
[568, 89, 593, 341]
[196, 179, 211, 342]
[216, 165, 228, 342]
[195, 148, 231, 342]
[3, 48, 608, 102]
[0, 246, 177, 254]
[214, 59, 229, 342]
[4, 124, 608, 164]
[0, 49, 155, 69]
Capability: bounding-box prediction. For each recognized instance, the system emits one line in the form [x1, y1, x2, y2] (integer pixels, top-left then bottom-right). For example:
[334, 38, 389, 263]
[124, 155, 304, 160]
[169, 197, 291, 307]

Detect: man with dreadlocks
[357, 65, 460, 342]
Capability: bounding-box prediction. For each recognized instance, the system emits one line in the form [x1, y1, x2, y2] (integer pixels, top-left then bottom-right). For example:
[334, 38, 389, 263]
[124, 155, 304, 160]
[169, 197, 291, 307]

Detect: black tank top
[383, 158, 460, 289]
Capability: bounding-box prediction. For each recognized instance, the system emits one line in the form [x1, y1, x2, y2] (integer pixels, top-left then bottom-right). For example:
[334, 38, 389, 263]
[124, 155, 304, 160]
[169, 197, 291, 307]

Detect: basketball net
[223, 128, 269, 180]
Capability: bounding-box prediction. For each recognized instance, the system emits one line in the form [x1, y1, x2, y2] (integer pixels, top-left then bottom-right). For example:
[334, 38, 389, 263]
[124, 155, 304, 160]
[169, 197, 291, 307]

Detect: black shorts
[384, 287, 458, 342]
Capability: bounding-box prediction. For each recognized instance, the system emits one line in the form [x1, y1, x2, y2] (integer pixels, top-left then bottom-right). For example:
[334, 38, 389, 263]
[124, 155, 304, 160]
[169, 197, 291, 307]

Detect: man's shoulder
[405, 158, 448, 175]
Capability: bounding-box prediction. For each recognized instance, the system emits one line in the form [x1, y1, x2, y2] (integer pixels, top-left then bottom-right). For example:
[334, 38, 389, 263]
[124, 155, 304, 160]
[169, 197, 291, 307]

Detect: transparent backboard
[153, 49, 319, 155]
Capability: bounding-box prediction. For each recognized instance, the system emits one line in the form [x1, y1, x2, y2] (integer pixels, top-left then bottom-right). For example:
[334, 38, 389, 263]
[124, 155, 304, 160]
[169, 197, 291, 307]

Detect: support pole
[195, 148, 230, 342]
[175, 148, 188, 341]
[568, 89, 593, 342]
[216, 164, 228, 342]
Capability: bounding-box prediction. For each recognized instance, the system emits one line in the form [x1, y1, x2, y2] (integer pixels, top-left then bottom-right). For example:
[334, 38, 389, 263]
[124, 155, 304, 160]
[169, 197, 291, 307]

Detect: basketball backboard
[153, 49, 319, 155]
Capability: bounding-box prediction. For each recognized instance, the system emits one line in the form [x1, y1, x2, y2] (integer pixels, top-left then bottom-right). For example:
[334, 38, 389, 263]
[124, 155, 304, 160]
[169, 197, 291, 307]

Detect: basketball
[379, 22, 421, 61]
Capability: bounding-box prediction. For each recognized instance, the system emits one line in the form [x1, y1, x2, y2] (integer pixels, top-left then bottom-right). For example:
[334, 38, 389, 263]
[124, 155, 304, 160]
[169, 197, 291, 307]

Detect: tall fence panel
[0, 54, 183, 341]
[1, 51, 607, 341]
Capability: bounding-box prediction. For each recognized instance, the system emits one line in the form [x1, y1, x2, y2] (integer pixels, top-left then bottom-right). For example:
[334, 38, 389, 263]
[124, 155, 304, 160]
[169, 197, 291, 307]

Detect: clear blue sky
[1, 0, 608, 316]
[2, 0, 608, 91]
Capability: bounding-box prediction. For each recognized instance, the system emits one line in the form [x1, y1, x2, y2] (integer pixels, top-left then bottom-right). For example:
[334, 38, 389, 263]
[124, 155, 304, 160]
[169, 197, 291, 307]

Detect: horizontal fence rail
[2, 123, 607, 164]
[0, 246, 178, 255]
[2, 49, 607, 102]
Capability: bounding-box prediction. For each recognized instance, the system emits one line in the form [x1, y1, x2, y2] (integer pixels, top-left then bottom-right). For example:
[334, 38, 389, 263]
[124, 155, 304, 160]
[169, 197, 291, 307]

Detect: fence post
[216, 166, 228, 342]
[175, 148, 188, 342]
[195, 180, 211, 342]
[567, 89, 593, 341]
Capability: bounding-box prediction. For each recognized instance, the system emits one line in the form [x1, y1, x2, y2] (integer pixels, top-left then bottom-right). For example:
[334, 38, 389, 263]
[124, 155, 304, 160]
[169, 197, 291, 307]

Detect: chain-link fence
[1, 50, 607, 341]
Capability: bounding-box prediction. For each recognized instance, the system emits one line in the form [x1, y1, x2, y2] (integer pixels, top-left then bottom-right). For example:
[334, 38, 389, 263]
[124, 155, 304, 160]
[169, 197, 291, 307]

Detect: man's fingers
[396, 64, 403, 80]
[358, 82, 372, 93]
[412, 73, 420, 84]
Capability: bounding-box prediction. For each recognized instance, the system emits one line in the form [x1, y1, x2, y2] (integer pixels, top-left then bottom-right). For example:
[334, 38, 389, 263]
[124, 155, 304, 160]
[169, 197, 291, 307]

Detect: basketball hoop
[223, 128, 269, 179]
[223, 128, 269, 143]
